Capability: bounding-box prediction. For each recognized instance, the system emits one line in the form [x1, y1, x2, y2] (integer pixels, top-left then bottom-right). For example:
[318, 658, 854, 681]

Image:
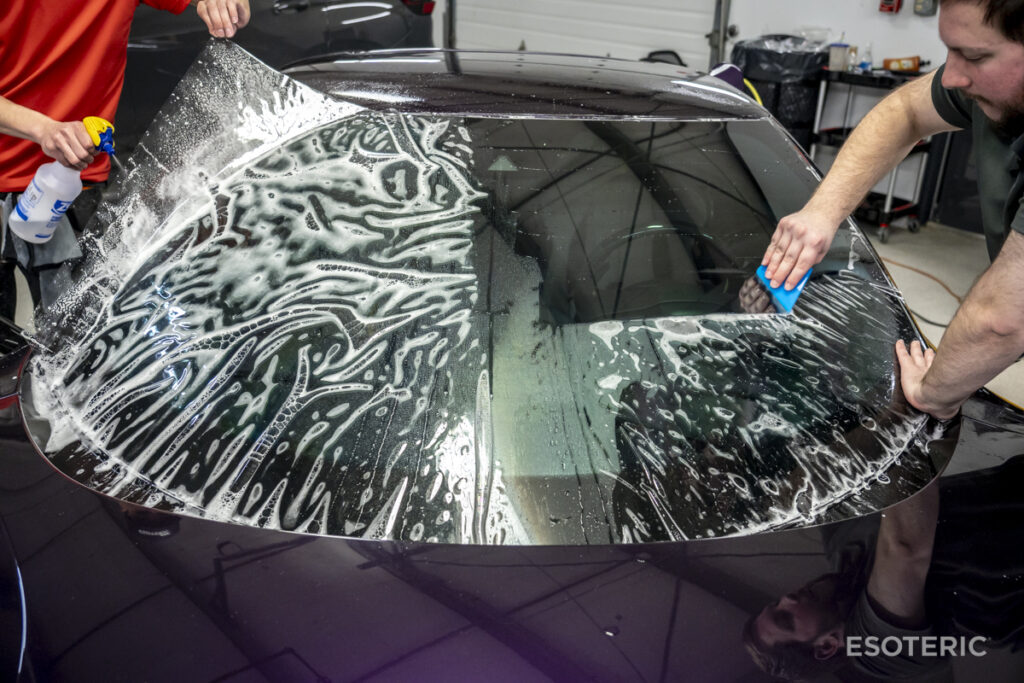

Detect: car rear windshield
[24, 46, 941, 546]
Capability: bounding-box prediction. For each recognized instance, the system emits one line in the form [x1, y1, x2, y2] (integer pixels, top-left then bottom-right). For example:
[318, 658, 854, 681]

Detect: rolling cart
[809, 69, 932, 243]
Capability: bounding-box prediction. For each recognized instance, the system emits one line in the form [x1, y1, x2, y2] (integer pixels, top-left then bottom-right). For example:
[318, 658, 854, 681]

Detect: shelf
[822, 68, 920, 89]
[854, 191, 919, 225]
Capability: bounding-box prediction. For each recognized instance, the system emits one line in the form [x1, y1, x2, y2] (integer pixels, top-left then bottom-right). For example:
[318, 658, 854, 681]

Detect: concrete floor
[13, 220, 1021, 409]
[870, 221, 1024, 410]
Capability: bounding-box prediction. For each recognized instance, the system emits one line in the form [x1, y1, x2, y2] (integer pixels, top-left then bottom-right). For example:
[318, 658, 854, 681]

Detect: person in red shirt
[0, 0, 250, 190]
[0, 0, 250, 318]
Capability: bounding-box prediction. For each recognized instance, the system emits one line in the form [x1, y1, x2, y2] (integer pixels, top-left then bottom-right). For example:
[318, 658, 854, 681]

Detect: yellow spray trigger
[83, 116, 116, 155]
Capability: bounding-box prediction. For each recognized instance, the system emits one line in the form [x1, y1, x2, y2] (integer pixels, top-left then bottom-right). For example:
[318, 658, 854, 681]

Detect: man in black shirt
[759, 0, 1024, 421]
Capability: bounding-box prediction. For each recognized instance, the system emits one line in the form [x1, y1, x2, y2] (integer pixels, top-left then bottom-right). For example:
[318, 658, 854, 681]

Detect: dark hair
[741, 572, 856, 681]
[742, 613, 847, 682]
[941, 0, 1024, 43]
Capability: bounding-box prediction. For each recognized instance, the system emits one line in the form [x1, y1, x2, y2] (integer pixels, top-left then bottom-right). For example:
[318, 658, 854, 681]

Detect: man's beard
[993, 106, 1024, 139]
[978, 90, 1024, 138]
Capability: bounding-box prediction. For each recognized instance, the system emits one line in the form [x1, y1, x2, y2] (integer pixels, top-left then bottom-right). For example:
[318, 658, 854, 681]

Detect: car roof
[285, 48, 767, 120]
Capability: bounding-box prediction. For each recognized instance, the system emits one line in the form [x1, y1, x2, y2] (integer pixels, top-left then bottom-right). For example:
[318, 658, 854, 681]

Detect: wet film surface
[21, 43, 950, 544]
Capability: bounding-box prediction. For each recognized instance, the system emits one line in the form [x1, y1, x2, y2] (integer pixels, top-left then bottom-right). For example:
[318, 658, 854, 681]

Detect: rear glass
[22, 46, 943, 546]
[468, 117, 817, 322]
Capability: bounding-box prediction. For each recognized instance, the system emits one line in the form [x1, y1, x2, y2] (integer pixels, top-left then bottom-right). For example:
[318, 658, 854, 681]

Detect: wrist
[914, 380, 961, 420]
[25, 113, 55, 146]
[800, 201, 845, 232]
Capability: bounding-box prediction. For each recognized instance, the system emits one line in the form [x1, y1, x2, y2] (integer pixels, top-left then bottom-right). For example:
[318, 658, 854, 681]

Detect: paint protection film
[20, 43, 951, 544]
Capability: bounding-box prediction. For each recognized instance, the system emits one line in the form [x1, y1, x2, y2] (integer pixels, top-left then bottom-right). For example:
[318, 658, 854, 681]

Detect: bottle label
[11, 178, 73, 231]
[13, 178, 44, 221]
[49, 199, 73, 226]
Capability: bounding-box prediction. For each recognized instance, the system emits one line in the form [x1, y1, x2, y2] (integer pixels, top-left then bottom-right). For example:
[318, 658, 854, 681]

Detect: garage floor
[870, 221, 1024, 410]
[13, 220, 1022, 410]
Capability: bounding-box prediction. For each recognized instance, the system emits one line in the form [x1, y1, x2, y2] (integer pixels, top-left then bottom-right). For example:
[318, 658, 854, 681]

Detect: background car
[115, 0, 436, 152]
[1, 44, 1023, 682]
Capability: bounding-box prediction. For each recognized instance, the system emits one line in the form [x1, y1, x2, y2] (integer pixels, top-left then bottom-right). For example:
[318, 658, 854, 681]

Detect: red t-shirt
[0, 0, 190, 192]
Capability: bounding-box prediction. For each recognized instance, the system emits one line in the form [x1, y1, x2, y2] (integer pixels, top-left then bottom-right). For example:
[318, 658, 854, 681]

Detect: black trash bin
[730, 35, 827, 149]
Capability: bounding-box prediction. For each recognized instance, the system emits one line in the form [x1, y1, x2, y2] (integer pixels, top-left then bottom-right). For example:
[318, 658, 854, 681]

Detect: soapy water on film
[29, 111, 534, 544]
[22, 91, 940, 543]
[598, 272, 932, 542]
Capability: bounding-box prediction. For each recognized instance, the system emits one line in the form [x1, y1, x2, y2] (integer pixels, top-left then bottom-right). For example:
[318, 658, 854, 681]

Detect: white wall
[450, 0, 718, 71]
[728, 0, 946, 69]
[441, 2, 947, 81]
[438, 1, 945, 205]
[432, 0, 446, 48]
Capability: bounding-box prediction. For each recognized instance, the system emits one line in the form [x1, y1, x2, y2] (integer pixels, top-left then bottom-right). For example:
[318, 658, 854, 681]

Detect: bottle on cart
[8, 117, 116, 244]
[858, 43, 874, 72]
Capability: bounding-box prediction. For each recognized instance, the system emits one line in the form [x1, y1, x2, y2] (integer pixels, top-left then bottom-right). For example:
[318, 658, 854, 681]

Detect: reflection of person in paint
[745, 453, 1024, 680]
[744, 482, 941, 680]
[758, 0, 1024, 421]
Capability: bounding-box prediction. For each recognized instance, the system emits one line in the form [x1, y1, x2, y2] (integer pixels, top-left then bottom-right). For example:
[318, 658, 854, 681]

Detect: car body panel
[18, 44, 951, 546]
[3, 44, 1023, 681]
[2, 399, 1023, 682]
[286, 49, 763, 119]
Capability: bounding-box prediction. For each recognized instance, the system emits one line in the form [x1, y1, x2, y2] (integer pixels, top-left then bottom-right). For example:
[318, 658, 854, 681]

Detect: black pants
[0, 191, 18, 320]
[0, 185, 106, 319]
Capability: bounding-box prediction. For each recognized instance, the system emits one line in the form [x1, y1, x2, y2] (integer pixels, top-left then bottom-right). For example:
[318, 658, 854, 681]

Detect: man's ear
[813, 628, 844, 661]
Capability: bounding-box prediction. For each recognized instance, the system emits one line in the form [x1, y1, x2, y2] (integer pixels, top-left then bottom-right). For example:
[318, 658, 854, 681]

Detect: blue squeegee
[755, 265, 813, 313]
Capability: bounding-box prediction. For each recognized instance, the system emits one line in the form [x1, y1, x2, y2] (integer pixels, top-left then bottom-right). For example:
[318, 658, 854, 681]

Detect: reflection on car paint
[20, 43, 949, 546]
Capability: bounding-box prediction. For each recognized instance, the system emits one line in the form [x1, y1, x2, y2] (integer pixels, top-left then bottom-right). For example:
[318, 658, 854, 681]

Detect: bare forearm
[762, 73, 957, 290]
[806, 73, 949, 224]
[806, 116, 916, 223]
[917, 232, 1024, 414]
[0, 96, 96, 169]
[878, 481, 939, 553]
[0, 96, 52, 143]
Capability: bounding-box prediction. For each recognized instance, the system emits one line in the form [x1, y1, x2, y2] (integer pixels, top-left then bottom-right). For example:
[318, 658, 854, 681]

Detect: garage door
[456, 0, 718, 71]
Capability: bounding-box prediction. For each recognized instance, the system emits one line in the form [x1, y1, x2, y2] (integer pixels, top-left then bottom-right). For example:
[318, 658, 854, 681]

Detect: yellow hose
[743, 78, 763, 106]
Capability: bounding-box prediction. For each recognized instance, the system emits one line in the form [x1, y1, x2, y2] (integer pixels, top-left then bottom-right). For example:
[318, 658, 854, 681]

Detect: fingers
[785, 250, 819, 291]
[895, 340, 923, 412]
[764, 240, 793, 288]
[894, 340, 955, 418]
[766, 240, 811, 290]
[763, 218, 801, 289]
[896, 339, 921, 365]
[897, 339, 935, 370]
[761, 212, 837, 289]
[41, 121, 95, 169]
[234, 1, 251, 28]
[739, 277, 773, 313]
[895, 340, 936, 389]
[198, 0, 247, 38]
[198, 2, 226, 38]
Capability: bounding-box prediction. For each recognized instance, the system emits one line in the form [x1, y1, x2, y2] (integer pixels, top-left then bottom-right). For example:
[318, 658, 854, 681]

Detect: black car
[1, 44, 1023, 682]
[116, 0, 435, 152]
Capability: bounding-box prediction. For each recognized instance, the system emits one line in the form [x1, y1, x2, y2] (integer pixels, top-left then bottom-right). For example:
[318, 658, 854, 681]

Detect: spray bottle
[8, 117, 117, 244]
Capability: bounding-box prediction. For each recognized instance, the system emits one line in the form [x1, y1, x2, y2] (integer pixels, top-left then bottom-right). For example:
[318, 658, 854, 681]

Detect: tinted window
[24, 48, 944, 545]
[468, 118, 817, 323]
